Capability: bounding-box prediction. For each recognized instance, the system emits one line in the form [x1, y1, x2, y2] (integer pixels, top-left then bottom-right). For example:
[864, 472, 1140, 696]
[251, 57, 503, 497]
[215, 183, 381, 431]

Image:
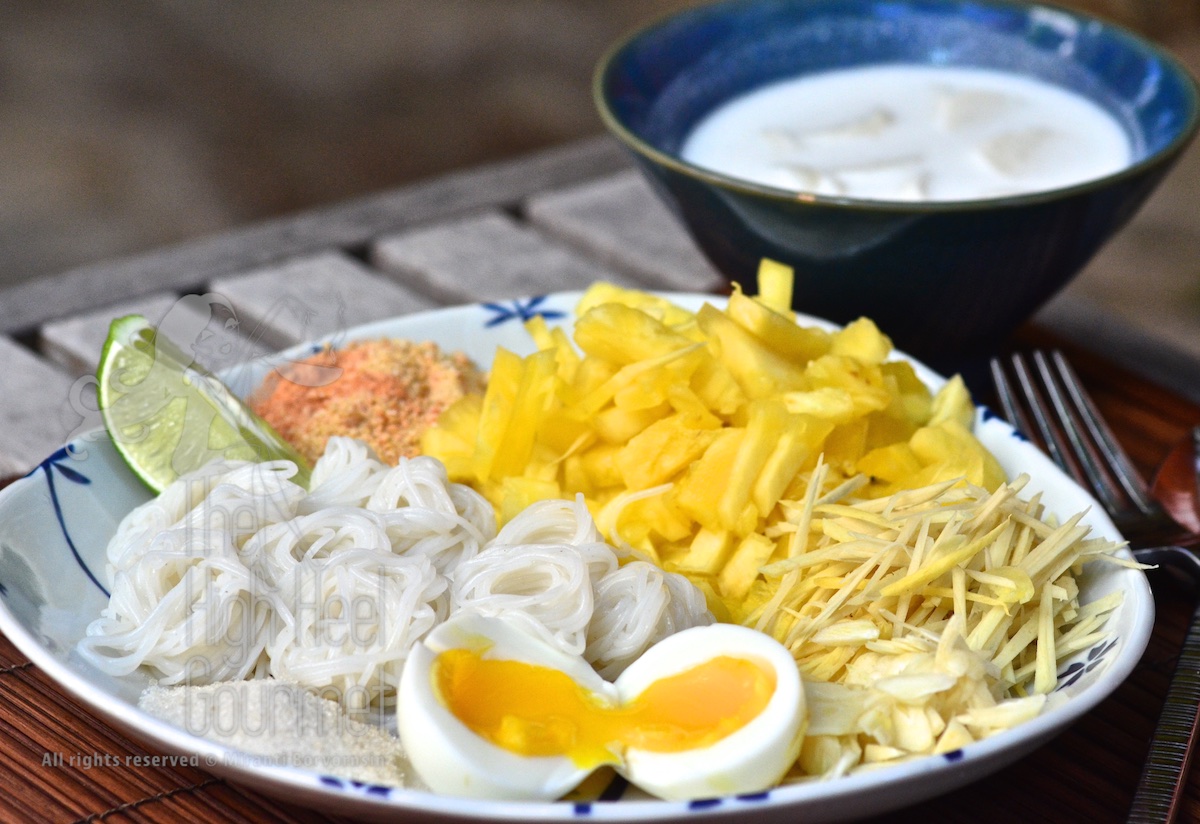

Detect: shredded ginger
[747, 464, 1131, 780]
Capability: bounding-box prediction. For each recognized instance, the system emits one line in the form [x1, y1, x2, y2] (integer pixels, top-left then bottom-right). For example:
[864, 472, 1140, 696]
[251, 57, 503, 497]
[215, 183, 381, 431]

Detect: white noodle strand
[300, 436, 388, 512]
[80, 449, 481, 699]
[80, 440, 714, 703]
[587, 561, 715, 679]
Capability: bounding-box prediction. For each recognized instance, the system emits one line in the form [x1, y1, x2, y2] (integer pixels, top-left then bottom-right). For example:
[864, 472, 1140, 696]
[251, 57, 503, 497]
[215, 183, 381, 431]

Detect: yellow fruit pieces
[421, 264, 1006, 617]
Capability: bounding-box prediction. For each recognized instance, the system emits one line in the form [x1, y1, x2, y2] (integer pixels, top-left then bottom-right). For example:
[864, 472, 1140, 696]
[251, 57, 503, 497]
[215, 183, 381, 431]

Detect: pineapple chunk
[575, 281, 698, 328]
[420, 393, 482, 480]
[573, 302, 692, 364]
[719, 532, 777, 600]
[830, 317, 892, 364]
[472, 348, 524, 483]
[822, 417, 869, 474]
[671, 527, 735, 576]
[726, 286, 831, 364]
[697, 303, 808, 399]
[616, 413, 720, 489]
[593, 402, 672, 445]
[673, 428, 746, 532]
[498, 476, 561, 525]
[783, 387, 860, 423]
[689, 353, 747, 418]
[755, 258, 796, 315]
[804, 355, 892, 418]
[576, 443, 624, 489]
[603, 491, 694, 548]
[929, 374, 976, 428]
[525, 315, 580, 382]
[857, 442, 923, 485]
[719, 399, 793, 530]
[753, 415, 832, 515]
[488, 348, 558, 480]
[910, 419, 1006, 490]
[880, 360, 933, 424]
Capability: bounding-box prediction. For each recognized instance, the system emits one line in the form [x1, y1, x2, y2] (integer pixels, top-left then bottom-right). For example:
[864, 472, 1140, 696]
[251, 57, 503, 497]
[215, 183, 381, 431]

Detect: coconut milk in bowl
[680, 64, 1133, 203]
[594, 0, 1200, 361]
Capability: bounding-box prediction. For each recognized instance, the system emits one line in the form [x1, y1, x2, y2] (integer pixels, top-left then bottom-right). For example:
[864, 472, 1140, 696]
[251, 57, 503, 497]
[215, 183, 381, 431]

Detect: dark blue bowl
[595, 0, 1199, 359]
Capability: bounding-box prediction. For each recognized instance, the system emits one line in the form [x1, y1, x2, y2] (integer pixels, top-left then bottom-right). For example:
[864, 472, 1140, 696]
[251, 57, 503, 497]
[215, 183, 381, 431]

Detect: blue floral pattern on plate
[1056, 638, 1121, 690]
[29, 445, 108, 597]
[481, 296, 567, 327]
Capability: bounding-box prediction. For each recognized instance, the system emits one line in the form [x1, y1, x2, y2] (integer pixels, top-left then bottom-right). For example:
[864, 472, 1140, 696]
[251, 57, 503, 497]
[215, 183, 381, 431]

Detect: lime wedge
[97, 314, 311, 492]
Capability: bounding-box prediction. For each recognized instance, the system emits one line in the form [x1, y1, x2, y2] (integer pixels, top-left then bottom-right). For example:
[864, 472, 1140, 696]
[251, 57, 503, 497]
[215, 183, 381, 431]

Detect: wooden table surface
[2, 136, 1200, 822]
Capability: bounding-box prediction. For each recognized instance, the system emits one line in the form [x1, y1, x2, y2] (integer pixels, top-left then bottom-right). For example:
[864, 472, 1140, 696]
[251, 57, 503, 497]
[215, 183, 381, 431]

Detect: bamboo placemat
[1, 333, 1197, 824]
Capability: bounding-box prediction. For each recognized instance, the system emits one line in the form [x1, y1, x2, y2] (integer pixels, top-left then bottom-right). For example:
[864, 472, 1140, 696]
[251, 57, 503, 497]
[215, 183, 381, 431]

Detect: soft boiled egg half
[397, 613, 805, 801]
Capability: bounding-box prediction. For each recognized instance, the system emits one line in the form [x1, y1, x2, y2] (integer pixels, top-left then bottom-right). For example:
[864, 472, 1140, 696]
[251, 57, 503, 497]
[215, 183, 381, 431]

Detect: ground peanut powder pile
[251, 339, 485, 465]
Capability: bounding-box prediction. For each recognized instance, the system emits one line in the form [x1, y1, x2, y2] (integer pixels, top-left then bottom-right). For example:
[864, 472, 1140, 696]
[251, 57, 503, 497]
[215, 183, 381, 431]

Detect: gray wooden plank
[40, 294, 183, 378]
[0, 136, 631, 334]
[525, 169, 726, 294]
[40, 292, 274, 379]
[209, 251, 436, 351]
[371, 210, 639, 304]
[0, 337, 77, 475]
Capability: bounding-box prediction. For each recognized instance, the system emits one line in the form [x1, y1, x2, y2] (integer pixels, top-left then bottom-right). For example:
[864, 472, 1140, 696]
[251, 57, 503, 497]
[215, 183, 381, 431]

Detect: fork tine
[988, 356, 1033, 444]
[1012, 352, 1077, 477]
[1043, 350, 1161, 517]
[1029, 350, 1128, 512]
[992, 349, 1181, 544]
[990, 347, 1175, 535]
[990, 352, 1080, 482]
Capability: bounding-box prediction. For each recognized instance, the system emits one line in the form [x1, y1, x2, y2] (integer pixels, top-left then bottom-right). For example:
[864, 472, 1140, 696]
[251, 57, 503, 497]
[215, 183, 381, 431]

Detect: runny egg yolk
[434, 649, 777, 770]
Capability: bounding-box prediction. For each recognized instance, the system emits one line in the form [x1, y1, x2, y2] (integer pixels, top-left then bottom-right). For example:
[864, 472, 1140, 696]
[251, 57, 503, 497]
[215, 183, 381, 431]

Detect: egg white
[615, 623, 806, 800]
[398, 614, 805, 802]
[397, 612, 617, 801]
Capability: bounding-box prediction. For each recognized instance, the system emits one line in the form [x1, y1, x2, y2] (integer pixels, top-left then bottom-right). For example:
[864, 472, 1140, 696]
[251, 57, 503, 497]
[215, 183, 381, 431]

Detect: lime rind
[97, 314, 311, 493]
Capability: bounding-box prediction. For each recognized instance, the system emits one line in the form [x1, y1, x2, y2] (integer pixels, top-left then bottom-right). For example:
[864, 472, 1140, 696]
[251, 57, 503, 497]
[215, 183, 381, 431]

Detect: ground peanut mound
[251, 339, 486, 465]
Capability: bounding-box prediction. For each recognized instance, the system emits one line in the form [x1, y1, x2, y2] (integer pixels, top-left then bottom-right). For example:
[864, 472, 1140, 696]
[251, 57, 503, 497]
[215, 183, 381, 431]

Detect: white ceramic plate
[0, 292, 1154, 823]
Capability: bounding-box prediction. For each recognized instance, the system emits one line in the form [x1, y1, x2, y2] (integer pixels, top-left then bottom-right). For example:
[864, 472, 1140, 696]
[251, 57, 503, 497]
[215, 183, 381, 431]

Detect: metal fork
[990, 349, 1200, 824]
[990, 349, 1180, 543]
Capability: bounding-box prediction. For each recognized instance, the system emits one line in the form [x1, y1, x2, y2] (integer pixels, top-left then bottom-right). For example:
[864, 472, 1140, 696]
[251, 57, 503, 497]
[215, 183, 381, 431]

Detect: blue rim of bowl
[593, 0, 1200, 213]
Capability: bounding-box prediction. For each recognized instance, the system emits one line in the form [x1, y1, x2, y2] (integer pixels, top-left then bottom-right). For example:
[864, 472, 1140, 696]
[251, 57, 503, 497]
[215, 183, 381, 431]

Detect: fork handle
[1129, 597, 1200, 822]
